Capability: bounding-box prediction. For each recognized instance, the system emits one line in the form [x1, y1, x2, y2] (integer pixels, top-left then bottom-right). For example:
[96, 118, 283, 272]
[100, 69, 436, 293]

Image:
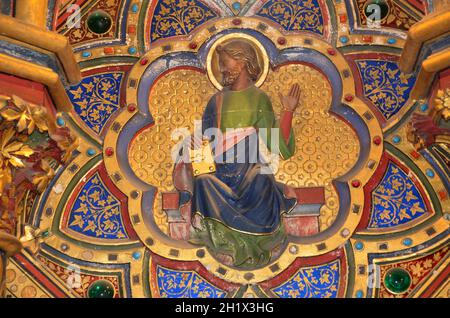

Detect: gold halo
[206, 33, 270, 90]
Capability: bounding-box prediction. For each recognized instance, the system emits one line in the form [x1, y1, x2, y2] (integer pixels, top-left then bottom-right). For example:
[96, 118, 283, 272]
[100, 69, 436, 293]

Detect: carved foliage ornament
[0, 95, 77, 235]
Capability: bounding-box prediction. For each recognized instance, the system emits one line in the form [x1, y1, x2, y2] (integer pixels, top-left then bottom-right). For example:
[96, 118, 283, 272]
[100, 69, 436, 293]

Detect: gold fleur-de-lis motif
[67, 173, 128, 240]
[257, 0, 324, 35]
[157, 266, 226, 298]
[68, 73, 122, 134]
[150, 0, 217, 42]
[356, 60, 415, 120]
[272, 260, 340, 298]
[369, 162, 427, 228]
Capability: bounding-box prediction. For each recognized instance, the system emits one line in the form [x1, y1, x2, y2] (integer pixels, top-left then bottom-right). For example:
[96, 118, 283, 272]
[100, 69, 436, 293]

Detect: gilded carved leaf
[0, 166, 12, 194]
[0, 95, 49, 134]
[435, 89, 450, 120]
[32, 159, 56, 193]
[0, 127, 34, 168]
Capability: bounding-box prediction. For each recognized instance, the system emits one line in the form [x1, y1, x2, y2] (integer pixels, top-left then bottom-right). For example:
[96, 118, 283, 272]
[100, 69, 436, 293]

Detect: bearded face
[221, 69, 241, 86]
[218, 52, 244, 87]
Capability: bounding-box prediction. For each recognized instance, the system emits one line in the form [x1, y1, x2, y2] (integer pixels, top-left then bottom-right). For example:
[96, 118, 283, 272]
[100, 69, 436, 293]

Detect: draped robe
[178, 84, 297, 268]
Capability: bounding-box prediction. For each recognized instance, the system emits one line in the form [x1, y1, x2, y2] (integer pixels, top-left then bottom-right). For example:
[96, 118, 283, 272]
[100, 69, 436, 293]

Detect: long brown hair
[216, 40, 262, 81]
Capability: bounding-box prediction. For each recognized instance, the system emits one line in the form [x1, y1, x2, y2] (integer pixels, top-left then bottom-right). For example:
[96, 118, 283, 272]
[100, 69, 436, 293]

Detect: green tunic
[189, 85, 297, 269]
[219, 84, 295, 160]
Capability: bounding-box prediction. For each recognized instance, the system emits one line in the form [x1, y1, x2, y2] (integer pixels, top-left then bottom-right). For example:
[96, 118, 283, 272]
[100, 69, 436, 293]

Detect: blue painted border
[0, 41, 68, 85]
[0, 0, 13, 15]
[414, 35, 450, 73]
[420, 149, 450, 193]
[427, 0, 434, 12]
[46, 0, 57, 31]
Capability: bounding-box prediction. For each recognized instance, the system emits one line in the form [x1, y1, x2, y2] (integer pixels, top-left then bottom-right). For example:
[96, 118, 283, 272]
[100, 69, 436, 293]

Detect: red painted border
[258, 248, 348, 297]
[72, 65, 132, 137]
[318, 0, 331, 41]
[56, 0, 91, 29]
[344, 53, 402, 126]
[420, 263, 450, 298]
[149, 252, 241, 297]
[438, 68, 450, 90]
[61, 162, 138, 240]
[12, 253, 68, 298]
[357, 152, 434, 231]
[406, 0, 427, 14]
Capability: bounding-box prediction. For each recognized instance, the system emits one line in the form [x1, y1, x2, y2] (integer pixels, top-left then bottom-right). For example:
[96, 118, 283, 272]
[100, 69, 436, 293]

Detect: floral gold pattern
[272, 259, 340, 298]
[0, 95, 49, 135]
[150, 0, 217, 42]
[262, 64, 360, 230]
[68, 72, 123, 135]
[61, 0, 119, 45]
[129, 69, 217, 234]
[434, 88, 450, 121]
[37, 254, 121, 298]
[369, 161, 428, 228]
[156, 265, 226, 298]
[0, 127, 33, 170]
[356, 60, 416, 120]
[0, 95, 77, 235]
[67, 172, 130, 240]
[257, 0, 324, 35]
[378, 246, 449, 298]
[355, 0, 421, 31]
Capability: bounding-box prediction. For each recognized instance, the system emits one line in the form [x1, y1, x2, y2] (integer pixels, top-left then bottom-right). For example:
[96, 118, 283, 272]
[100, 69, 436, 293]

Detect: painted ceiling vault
[0, 0, 449, 298]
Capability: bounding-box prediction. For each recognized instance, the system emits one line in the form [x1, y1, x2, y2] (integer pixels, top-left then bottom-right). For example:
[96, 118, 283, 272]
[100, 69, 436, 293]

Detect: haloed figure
[187, 40, 301, 268]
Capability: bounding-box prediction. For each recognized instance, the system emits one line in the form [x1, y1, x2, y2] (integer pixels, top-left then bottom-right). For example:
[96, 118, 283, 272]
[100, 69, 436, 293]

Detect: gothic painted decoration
[64, 168, 132, 241]
[355, 59, 416, 120]
[0, 0, 449, 300]
[156, 266, 227, 298]
[368, 161, 428, 229]
[68, 71, 124, 135]
[57, 0, 126, 46]
[149, 0, 218, 42]
[256, 0, 325, 35]
[271, 259, 341, 298]
[353, 0, 423, 31]
[176, 37, 302, 269]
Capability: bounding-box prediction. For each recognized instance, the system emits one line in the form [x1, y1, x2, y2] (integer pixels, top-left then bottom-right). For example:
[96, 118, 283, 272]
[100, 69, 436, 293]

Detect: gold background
[129, 65, 360, 233]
